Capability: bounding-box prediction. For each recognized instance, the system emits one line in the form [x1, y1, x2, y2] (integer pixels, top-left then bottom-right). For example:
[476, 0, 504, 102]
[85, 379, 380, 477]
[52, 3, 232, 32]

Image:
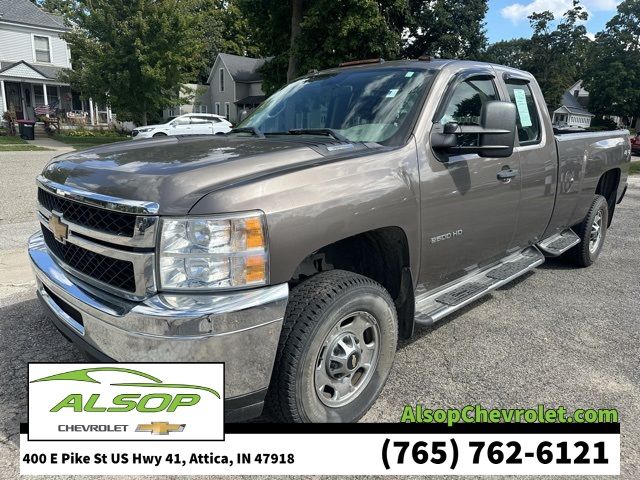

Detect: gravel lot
[0, 150, 638, 479]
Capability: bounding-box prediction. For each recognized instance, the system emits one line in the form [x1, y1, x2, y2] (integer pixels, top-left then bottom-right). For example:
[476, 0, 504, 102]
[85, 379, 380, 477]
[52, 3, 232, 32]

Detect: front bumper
[28, 232, 288, 420]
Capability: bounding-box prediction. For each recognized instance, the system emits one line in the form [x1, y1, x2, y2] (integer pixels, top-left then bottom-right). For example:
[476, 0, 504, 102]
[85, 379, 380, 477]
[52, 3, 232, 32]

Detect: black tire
[152, 132, 167, 137]
[566, 195, 608, 267]
[267, 270, 398, 423]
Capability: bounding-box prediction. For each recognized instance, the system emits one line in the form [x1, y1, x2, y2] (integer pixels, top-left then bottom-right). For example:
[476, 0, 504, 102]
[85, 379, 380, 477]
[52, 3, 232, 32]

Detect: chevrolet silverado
[29, 59, 631, 423]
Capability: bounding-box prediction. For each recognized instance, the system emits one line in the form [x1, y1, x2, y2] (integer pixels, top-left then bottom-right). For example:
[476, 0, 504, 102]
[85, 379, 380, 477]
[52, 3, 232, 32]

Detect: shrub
[64, 127, 125, 138]
[3, 108, 17, 136]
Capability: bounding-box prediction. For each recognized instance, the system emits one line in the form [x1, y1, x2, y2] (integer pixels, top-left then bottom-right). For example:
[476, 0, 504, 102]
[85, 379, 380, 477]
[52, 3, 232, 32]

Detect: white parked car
[131, 113, 232, 139]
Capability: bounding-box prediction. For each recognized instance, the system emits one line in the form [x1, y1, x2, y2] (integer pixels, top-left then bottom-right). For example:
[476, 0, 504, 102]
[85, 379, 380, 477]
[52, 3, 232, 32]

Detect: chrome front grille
[36, 176, 159, 300]
[38, 188, 138, 237]
[41, 226, 136, 292]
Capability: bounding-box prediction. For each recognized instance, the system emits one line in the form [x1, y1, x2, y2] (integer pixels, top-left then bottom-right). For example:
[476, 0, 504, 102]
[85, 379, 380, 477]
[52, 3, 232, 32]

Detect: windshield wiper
[288, 128, 350, 142]
[229, 126, 265, 138]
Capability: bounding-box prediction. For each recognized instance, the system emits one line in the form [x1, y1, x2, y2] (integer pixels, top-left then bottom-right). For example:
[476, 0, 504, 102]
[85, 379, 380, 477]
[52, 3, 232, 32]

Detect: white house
[0, 0, 107, 125]
[552, 80, 595, 128]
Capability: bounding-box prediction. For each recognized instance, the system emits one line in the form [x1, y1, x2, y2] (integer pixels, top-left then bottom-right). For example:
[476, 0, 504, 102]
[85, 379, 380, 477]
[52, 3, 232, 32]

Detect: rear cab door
[494, 68, 558, 248]
[417, 65, 522, 289]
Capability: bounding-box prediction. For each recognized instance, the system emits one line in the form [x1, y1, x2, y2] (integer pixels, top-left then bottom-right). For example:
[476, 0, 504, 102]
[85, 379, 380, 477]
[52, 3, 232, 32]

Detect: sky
[485, 0, 622, 43]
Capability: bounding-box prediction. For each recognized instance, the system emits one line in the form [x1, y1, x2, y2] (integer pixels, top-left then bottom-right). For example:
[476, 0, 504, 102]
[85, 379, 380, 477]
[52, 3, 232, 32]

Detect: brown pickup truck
[29, 59, 631, 423]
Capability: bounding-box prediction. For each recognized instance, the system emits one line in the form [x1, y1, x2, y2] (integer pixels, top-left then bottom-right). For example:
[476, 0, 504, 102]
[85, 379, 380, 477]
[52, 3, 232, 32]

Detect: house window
[219, 68, 225, 92]
[195, 105, 207, 113]
[225, 102, 230, 120]
[33, 85, 45, 106]
[47, 86, 59, 107]
[215, 102, 220, 115]
[34, 36, 51, 63]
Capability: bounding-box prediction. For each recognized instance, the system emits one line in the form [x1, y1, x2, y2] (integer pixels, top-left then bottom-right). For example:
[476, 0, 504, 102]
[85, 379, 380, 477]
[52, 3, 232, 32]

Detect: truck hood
[41, 135, 369, 214]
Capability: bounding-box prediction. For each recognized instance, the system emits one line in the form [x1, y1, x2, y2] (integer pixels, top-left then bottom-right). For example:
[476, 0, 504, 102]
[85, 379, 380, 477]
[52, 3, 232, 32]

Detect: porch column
[89, 97, 95, 125]
[42, 82, 49, 118]
[0, 80, 5, 116]
[106, 106, 112, 124]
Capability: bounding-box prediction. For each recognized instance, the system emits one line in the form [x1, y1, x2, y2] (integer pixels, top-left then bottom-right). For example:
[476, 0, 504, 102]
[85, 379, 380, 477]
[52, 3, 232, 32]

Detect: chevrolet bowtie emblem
[136, 422, 185, 435]
[49, 213, 68, 243]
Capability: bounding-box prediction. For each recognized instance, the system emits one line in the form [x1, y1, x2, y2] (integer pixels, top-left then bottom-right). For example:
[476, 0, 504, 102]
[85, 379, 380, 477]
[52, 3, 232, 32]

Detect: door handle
[497, 168, 519, 182]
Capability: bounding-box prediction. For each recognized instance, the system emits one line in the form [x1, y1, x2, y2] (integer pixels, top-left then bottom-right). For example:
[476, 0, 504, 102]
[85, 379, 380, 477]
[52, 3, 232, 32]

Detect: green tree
[583, 0, 640, 126]
[483, 1, 590, 108]
[481, 38, 530, 69]
[28, 0, 78, 20]
[404, 0, 488, 59]
[240, 0, 408, 95]
[62, 0, 205, 125]
[526, 2, 590, 107]
[192, 0, 261, 82]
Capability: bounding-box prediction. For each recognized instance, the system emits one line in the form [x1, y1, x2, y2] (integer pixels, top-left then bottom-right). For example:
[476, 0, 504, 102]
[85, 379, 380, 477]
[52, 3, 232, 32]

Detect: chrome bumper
[28, 232, 288, 399]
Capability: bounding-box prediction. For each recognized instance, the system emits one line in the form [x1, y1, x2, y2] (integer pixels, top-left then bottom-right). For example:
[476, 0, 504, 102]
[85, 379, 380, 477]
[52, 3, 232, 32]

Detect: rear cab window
[505, 80, 541, 145]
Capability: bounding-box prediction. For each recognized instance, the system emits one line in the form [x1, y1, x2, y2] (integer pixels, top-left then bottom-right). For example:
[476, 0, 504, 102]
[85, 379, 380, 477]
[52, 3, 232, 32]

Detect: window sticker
[386, 89, 399, 98]
[513, 88, 533, 127]
[405, 71, 415, 78]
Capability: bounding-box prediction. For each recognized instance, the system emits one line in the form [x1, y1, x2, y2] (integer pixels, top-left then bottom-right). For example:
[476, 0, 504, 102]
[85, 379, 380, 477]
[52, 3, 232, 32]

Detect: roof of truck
[313, 58, 533, 78]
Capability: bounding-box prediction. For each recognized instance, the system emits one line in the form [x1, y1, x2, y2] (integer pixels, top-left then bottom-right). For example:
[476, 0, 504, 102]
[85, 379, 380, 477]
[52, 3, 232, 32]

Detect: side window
[173, 117, 190, 126]
[505, 81, 541, 144]
[438, 78, 498, 146]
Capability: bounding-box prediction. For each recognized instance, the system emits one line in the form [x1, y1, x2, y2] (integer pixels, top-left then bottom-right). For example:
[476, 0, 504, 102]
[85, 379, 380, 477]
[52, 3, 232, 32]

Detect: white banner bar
[20, 433, 619, 475]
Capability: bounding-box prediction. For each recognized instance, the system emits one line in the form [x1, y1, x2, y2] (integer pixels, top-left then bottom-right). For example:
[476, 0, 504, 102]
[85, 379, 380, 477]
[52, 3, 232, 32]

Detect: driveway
[1, 149, 639, 478]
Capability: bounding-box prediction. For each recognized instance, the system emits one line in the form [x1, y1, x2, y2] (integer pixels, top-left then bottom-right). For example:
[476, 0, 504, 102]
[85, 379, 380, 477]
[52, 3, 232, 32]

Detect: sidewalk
[25, 136, 74, 151]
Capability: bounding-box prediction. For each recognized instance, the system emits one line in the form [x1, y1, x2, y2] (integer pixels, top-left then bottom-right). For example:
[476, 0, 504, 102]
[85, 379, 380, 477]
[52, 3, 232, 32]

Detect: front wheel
[152, 132, 167, 137]
[267, 270, 398, 422]
[566, 194, 609, 267]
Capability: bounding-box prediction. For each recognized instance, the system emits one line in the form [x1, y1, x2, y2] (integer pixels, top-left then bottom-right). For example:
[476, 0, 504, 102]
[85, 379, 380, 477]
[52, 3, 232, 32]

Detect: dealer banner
[20, 363, 619, 475]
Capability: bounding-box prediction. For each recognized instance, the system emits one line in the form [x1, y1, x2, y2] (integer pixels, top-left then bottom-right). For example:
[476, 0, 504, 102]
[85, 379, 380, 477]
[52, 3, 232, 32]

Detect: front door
[419, 71, 521, 289]
[4, 82, 24, 120]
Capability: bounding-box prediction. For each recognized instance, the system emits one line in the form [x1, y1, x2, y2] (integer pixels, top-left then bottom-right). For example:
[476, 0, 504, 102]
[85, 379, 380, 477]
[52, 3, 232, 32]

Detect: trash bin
[17, 120, 36, 140]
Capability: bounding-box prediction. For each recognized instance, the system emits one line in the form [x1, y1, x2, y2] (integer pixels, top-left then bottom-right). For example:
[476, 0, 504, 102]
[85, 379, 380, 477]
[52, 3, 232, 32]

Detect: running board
[536, 229, 580, 256]
[414, 247, 545, 326]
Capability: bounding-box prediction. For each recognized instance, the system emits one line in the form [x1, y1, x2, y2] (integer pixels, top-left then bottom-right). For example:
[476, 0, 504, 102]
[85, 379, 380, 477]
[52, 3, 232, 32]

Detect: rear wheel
[267, 270, 397, 423]
[566, 195, 608, 267]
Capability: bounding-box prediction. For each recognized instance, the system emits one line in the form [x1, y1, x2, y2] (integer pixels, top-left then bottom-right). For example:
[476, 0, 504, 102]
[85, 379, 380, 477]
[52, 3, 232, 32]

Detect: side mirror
[478, 101, 516, 158]
[431, 101, 517, 160]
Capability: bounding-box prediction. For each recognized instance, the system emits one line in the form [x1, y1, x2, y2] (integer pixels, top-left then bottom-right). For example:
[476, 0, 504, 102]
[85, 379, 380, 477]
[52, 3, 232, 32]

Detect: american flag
[34, 101, 59, 116]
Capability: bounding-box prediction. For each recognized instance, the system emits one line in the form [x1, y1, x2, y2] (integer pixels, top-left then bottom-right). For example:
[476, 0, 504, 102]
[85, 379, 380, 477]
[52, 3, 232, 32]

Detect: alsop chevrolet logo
[136, 422, 185, 435]
[49, 213, 68, 243]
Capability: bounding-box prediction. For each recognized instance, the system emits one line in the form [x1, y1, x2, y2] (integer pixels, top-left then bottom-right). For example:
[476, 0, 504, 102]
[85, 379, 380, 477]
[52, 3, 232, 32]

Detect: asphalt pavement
[0, 150, 638, 479]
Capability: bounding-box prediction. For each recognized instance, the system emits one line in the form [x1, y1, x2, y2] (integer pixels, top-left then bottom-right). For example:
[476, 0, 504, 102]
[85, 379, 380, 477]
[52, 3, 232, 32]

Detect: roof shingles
[0, 0, 68, 31]
[217, 53, 269, 82]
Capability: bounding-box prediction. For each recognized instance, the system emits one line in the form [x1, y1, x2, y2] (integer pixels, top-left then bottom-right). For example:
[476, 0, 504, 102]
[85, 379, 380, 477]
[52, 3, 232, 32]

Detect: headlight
[158, 212, 268, 291]
[137, 127, 154, 133]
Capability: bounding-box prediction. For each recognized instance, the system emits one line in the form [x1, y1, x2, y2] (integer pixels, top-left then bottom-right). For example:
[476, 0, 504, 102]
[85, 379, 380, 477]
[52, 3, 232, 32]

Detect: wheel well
[595, 168, 620, 226]
[290, 227, 415, 339]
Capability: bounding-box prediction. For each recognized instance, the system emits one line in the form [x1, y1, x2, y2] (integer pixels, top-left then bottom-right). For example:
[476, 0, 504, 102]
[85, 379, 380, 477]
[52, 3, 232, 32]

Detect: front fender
[189, 140, 421, 285]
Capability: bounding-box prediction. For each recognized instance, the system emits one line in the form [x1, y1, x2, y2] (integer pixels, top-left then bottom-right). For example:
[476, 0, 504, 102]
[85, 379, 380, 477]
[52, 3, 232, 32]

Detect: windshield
[238, 67, 435, 145]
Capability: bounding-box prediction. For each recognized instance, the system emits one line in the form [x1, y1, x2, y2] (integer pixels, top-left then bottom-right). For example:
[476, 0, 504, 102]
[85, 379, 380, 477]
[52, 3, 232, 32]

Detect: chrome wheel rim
[314, 311, 380, 408]
[589, 210, 604, 255]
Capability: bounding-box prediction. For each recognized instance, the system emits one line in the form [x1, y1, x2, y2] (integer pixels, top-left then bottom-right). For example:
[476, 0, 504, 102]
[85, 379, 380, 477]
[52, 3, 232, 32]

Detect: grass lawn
[0, 144, 52, 151]
[629, 161, 640, 175]
[53, 134, 130, 150]
[0, 135, 27, 145]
